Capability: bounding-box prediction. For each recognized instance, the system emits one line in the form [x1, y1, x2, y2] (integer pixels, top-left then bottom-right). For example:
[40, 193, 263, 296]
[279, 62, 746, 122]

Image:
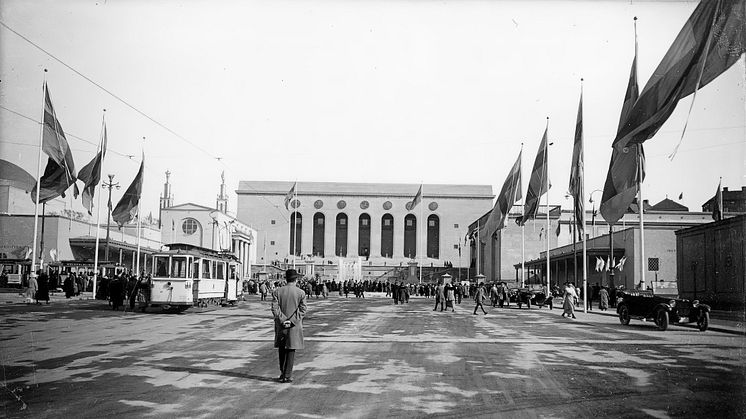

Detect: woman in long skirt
[561, 283, 577, 319]
[598, 286, 610, 311]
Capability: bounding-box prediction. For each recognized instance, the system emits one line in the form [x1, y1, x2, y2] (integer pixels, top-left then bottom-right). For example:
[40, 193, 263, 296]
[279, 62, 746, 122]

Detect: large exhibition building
[235, 181, 494, 271]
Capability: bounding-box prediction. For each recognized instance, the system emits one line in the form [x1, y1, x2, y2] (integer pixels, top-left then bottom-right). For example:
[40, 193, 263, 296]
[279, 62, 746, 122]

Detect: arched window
[427, 214, 440, 259]
[381, 214, 393, 258]
[335, 213, 348, 257]
[289, 212, 302, 256]
[358, 213, 371, 258]
[313, 212, 325, 257]
[403, 214, 417, 259]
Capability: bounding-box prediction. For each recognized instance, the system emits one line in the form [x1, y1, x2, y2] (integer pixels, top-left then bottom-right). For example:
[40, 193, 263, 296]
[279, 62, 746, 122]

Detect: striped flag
[483, 149, 522, 239]
[112, 153, 145, 228]
[78, 122, 107, 215]
[612, 1, 745, 154]
[601, 27, 645, 226]
[284, 181, 296, 210]
[518, 125, 551, 226]
[31, 83, 79, 203]
[568, 87, 584, 236]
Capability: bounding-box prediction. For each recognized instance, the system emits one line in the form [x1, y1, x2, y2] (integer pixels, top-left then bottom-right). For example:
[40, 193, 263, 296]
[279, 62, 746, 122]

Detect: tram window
[229, 265, 237, 279]
[216, 262, 225, 279]
[202, 260, 211, 279]
[171, 257, 188, 278]
[192, 262, 199, 279]
[155, 257, 169, 277]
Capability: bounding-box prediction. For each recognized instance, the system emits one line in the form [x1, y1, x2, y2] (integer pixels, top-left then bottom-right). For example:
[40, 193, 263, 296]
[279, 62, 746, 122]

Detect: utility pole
[102, 174, 119, 262]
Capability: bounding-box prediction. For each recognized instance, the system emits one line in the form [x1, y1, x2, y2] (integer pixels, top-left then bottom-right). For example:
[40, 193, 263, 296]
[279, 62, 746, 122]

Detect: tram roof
[157, 243, 239, 261]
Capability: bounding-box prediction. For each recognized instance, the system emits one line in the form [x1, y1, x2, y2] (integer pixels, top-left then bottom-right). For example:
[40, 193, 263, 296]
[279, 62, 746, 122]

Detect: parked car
[513, 287, 553, 309]
[616, 290, 711, 331]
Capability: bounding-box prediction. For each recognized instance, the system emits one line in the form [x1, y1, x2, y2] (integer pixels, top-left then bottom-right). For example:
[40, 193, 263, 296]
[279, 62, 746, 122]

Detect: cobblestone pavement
[1, 294, 744, 418]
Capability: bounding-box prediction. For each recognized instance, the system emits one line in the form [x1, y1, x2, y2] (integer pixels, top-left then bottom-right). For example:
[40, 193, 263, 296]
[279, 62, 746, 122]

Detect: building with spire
[159, 170, 174, 228]
[160, 172, 255, 279]
[216, 171, 229, 214]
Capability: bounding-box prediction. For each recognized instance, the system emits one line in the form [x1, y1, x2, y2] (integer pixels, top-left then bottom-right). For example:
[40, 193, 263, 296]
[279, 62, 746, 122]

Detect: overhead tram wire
[0, 104, 136, 160]
[0, 19, 291, 222]
[0, 19, 218, 163]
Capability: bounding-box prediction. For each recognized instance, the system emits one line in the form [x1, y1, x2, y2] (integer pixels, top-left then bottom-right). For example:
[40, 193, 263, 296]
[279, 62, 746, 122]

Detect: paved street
[1, 293, 744, 418]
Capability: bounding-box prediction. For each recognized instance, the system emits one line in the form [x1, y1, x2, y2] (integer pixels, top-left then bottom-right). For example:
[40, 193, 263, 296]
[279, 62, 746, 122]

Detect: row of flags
[595, 256, 626, 273]
[31, 83, 144, 228]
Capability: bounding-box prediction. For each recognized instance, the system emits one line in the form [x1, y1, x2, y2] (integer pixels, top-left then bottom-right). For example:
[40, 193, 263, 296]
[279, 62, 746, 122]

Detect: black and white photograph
[1, 0, 744, 417]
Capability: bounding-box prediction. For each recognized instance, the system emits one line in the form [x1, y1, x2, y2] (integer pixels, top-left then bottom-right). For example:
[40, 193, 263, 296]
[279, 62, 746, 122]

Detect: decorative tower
[159, 170, 173, 228]
[216, 171, 228, 214]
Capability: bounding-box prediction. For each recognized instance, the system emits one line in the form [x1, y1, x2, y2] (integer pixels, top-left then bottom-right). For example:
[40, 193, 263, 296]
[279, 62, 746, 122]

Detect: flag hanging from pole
[112, 153, 145, 228]
[517, 126, 551, 226]
[284, 182, 296, 210]
[31, 83, 79, 203]
[712, 179, 723, 221]
[568, 88, 585, 236]
[613, 1, 745, 153]
[483, 150, 522, 241]
[410, 184, 423, 209]
[600, 36, 645, 226]
[78, 123, 108, 215]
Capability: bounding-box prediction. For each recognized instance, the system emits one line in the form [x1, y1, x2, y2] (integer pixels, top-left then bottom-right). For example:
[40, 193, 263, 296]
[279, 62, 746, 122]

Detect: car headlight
[669, 299, 676, 308]
[692, 300, 699, 307]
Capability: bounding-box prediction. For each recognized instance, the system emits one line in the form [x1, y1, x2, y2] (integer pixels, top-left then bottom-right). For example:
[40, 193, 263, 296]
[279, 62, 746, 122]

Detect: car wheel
[618, 305, 630, 325]
[656, 310, 669, 331]
[697, 312, 709, 332]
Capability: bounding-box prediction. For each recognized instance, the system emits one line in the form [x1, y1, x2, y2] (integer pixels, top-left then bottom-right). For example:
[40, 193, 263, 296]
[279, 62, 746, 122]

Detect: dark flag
[78, 123, 107, 215]
[482, 150, 522, 240]
[284, 182, 296, 210]
[568, 87, 584, 236]
[613, 1, 746, 153]
[517, 125, 551, 226]
[31, 83, 78, 203]
[600, 35, 645, 225]
[410, 184, 423, 209]
[678, 192, 684, 200]
[712, 179, 723, 221]
[112, 153, 145, 228]
[555, 221, 561, 237]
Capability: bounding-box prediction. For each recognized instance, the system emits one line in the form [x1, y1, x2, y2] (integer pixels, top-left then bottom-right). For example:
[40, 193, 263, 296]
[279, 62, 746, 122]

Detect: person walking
[271, 269, 307, 384]
[260, 281, 268, 301]
[36, 270, 50, 304]
[473, 283, 488, 315]
[598, 286, 609, 311]
[444, 282, 455, 312]
[433, 280, 445, 312]
[562, 282, 578, 319]
[26, 271, 39, 304]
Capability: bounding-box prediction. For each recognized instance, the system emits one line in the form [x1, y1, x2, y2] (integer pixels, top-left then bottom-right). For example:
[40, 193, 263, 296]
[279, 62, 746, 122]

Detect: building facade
[235, 181, 494, 269]
[159, 173, 256, 279]
[470, 199, 718, 287]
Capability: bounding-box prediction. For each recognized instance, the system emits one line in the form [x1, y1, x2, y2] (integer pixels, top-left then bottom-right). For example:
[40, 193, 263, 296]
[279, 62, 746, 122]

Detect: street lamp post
[588, 189, 603, 238]
[102, 174, 120, 262]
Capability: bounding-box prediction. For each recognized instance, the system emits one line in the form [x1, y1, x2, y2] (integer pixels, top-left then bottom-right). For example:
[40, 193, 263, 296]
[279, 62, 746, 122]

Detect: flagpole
[290, 179, 298, 269]
[419, 182, 423, 284]
[476, 219, 480, 276]
[92, 110, 106, 299]
[580, 79, 588, 314]
[520, 142, 525, 288]
[637, 146, 646, 291]
[545, 117, 550, 294]
[31, 72, 48, 278]
[135, 139, 145, 279]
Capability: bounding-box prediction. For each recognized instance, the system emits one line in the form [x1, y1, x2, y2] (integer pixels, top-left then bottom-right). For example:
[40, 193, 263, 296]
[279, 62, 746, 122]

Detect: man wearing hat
[271, 269, 307, 383]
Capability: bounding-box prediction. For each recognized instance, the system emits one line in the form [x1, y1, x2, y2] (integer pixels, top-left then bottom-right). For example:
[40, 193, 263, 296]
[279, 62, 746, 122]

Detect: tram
[148, 244, 243, 312]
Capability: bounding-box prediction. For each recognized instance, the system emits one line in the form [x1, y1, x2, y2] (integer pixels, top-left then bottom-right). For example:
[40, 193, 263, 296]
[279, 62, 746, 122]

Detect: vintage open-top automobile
[511, 287, 553, 309]
[616, 290, 711, 331]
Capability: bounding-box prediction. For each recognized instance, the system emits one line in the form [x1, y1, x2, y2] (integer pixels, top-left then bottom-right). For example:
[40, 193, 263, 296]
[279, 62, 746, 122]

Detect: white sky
[1, 0, 744, 222]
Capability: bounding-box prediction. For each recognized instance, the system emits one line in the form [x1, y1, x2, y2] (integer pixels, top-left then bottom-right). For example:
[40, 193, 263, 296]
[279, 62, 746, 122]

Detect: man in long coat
[271, 269, 307, 383]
